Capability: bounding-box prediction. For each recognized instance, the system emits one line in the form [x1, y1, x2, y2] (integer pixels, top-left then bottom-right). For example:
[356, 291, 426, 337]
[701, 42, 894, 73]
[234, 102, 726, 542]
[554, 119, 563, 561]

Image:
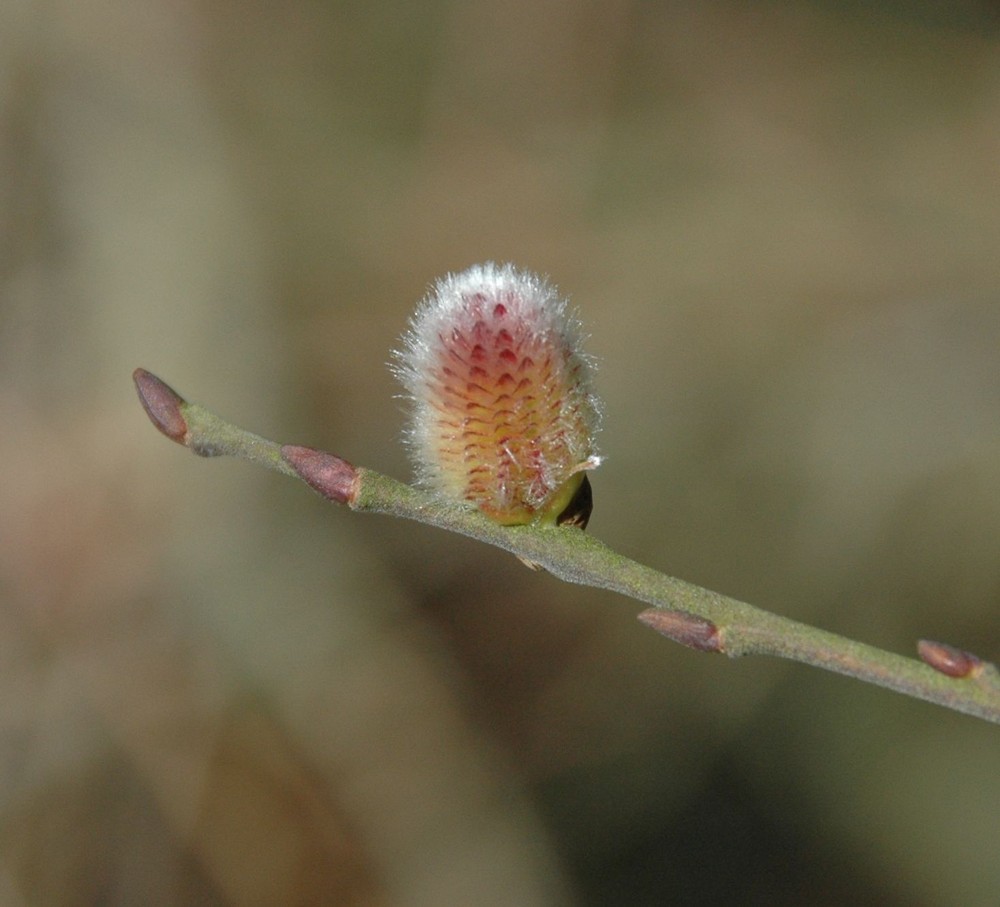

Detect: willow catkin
[393, 263, 602, 526]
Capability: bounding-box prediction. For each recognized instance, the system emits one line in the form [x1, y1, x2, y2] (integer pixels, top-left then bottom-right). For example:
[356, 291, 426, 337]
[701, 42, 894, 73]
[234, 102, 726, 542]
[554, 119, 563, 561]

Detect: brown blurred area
[3, 1, 1000, 904]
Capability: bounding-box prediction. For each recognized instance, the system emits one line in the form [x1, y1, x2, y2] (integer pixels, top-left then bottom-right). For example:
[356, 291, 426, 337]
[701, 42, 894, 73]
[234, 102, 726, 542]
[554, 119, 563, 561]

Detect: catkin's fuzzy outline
[392, 263, 602, 525]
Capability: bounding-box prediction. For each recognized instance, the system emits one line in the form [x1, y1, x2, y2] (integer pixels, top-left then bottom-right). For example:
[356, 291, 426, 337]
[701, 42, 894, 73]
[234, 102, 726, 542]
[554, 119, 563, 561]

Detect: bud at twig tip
[638, 608, 723, 653]
[917, 639, 983, 678]
[133, 368, 189, 445]
[393, 263, 602, 526]
[282, 445, 359, 505]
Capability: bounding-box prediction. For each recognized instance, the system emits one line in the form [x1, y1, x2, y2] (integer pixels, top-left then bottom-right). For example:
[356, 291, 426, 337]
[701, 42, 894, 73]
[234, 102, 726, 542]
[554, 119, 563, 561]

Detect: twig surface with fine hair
[133, 368, 1000, 725]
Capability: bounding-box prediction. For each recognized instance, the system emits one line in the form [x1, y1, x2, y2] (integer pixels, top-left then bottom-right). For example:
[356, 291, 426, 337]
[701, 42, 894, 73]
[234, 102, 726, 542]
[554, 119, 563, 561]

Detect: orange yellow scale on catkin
[393, 263, 602, 526]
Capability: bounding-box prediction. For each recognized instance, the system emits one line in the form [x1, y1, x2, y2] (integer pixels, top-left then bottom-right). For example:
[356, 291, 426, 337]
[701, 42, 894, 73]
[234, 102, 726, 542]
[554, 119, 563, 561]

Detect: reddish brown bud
[133, 368, 189, 445]
[917, 639, 983, 678]
[637, 608, 723, 653]
[282, 445, 359, 505]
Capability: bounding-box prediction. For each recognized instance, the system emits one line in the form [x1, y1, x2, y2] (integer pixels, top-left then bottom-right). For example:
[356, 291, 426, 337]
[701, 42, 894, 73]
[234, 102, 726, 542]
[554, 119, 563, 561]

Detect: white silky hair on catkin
[392, 263, 602, 521]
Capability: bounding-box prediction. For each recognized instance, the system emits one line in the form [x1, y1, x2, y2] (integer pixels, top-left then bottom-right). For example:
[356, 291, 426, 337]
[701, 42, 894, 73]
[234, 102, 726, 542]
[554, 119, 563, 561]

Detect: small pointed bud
[133, 368, 189, 445]
[282, 445, 359, 505]
[917, 640, 983, 678]
[637, 608, 723, 653]
[393, 263, 602, 526]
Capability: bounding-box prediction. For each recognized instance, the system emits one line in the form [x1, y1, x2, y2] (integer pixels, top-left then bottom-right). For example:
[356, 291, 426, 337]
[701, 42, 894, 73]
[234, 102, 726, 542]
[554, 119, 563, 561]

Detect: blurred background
[2, 1, 1000, 904]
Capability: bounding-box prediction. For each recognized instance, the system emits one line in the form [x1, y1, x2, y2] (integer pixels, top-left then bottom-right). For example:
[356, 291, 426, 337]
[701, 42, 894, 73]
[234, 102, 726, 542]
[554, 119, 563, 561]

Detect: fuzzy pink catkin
[394, 263, 602, 525]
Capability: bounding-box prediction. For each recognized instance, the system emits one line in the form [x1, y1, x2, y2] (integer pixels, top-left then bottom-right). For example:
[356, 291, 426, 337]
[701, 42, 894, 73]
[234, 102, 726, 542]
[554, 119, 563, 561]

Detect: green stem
[352, 470, 1000, 722]
[133, 369, 1000, 725]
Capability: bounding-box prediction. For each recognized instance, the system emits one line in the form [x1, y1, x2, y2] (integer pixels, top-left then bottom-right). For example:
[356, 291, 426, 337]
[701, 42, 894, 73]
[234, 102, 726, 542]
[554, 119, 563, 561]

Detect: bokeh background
[3, 1, 1000, 904]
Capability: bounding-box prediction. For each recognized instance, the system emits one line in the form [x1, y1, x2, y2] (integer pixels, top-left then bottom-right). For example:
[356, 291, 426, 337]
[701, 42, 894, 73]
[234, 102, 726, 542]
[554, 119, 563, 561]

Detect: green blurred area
[2, 2, 999, 904]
